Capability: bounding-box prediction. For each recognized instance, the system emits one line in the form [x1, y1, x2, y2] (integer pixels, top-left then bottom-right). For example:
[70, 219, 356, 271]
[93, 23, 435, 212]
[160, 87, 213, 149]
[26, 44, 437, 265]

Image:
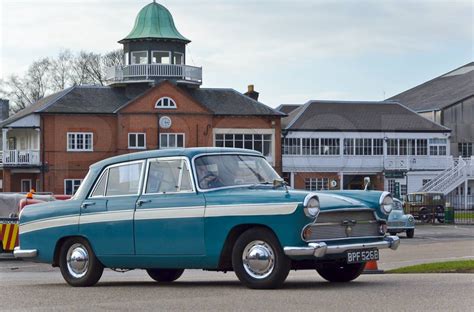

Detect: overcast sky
[0, 0, 472, 107]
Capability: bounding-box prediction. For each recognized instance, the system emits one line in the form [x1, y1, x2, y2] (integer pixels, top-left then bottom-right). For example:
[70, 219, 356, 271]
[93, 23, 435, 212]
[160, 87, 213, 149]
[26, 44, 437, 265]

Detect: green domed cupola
[108, 1, 201, 86]
[119, 0, 190, 43]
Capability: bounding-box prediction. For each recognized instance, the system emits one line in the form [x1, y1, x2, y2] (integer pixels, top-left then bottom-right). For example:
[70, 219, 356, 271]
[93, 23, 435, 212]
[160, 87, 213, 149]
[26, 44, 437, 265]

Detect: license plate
[346, 248, 379, 264]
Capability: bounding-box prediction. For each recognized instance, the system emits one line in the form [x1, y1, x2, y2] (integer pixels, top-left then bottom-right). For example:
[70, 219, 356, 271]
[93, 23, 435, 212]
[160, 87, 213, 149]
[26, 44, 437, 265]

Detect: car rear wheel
[406, 229, 415, 238]
[232, 227, 290, 289]
[146, 269, 184, 282]
[316, 262, 365, 282]
[59, 237, 104, 287]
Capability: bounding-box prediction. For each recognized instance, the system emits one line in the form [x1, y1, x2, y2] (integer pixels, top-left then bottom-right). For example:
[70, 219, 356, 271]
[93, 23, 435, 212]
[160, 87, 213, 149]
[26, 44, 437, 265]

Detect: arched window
[155, 97, 176, 109]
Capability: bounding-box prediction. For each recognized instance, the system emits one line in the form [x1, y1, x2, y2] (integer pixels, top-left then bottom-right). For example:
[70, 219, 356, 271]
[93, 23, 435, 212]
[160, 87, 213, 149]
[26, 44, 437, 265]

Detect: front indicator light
[303, 227, 313, 240]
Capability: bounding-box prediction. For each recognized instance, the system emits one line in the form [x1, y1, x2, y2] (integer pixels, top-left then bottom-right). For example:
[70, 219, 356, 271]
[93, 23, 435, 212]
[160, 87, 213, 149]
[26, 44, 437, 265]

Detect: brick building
[0, 2, 283, 194]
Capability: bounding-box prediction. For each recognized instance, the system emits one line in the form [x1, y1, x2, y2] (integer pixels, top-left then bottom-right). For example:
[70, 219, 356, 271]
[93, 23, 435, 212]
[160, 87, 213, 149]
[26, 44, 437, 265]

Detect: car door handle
[137, 199, 151, 207]
[81, 202, 96, 209]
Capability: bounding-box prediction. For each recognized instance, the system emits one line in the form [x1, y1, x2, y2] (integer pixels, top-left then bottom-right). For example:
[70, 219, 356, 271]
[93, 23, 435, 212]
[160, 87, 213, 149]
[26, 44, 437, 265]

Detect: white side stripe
[19, 202, 301, 234]
[135, 206, 205, 220]
[20, 215, 79, 234]
[80, 210, 135, 224]
[205, 202, 300, 217]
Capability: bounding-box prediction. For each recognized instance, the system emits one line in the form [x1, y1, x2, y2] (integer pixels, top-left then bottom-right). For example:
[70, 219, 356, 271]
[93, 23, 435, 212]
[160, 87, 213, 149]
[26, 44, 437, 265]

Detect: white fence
[2, 150, 41, 165]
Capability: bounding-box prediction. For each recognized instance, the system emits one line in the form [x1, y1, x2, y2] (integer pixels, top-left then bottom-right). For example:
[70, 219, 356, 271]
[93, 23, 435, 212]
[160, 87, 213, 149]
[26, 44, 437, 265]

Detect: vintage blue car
[14, 148, 400, 289]
[387, 199, 415, 238]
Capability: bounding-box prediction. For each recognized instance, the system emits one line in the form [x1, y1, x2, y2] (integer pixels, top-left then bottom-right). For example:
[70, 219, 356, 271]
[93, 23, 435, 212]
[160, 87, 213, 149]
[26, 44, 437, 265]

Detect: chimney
[244, 84, 259, 101]
[0, 99, 9, 121]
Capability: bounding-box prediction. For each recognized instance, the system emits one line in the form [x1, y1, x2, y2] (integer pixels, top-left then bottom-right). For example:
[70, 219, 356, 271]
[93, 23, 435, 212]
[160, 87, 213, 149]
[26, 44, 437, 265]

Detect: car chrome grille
[305, 210, 380, 241]
[388, 221, 405, 227]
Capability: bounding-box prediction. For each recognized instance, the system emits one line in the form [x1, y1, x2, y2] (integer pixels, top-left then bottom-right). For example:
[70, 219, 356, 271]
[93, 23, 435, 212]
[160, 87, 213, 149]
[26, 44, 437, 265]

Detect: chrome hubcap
[66, 243, 89, 278]
[242, 240, 275, 279]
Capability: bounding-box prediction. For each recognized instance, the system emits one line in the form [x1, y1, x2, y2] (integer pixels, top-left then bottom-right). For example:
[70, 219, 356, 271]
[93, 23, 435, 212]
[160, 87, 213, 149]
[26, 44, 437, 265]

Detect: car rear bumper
[283, 235, 400, 258]
[13, 247, 37, 258]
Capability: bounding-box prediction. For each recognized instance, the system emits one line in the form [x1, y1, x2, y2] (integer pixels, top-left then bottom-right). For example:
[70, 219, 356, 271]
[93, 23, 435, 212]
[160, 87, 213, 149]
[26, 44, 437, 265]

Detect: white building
[278, 100, 452, 197]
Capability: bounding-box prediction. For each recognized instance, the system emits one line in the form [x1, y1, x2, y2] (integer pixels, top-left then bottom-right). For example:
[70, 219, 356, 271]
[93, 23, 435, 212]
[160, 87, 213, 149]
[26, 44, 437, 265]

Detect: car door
[134, 157, 205, 255]
[80, 160, 145, 255]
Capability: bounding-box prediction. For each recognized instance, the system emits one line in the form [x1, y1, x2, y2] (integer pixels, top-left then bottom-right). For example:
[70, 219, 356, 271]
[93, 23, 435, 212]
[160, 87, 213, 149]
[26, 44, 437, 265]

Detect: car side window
[106, 162, 143, 196]
[90, 169, 108, 197]
[145, 158, 193, 194]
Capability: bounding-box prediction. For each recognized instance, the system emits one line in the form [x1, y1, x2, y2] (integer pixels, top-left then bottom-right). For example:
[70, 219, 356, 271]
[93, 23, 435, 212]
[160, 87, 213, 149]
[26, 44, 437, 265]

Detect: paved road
[379, 224, 474, 270]
[0, 269, 473, 311]
[0, 225, 472, 311]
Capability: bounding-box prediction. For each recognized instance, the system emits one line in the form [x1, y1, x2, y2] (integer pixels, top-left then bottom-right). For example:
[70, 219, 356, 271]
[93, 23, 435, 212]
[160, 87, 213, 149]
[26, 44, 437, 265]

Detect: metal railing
[419, 157, 472, 194]
[105, 64, 202, 84]
[2, 150, 41, 166]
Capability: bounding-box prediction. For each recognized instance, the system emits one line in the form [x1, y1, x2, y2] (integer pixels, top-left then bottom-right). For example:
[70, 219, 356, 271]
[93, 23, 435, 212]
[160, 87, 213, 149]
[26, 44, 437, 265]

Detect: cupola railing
[105, 64, 202, 84]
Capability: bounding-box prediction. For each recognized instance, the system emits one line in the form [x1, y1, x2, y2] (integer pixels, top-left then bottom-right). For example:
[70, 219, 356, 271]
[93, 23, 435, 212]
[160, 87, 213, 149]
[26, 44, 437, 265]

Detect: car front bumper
[13, 247, 37, 258]
[283, 235, 400, 258]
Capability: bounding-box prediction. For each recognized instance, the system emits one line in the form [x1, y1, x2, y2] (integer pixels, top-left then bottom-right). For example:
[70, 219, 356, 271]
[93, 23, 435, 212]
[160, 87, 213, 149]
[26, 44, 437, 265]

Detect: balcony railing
[105, 64, 202, 84]
[1, 150, 41, 166]
[282, 155, 453, 172]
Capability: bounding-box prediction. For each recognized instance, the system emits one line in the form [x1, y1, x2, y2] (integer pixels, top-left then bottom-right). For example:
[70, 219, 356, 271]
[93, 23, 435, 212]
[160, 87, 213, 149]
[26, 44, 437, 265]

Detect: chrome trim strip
[13, 247, 37, 258]
[307, 235, 384, 242]
[314, 220, 378, 226]
[284, 236, 400, 258]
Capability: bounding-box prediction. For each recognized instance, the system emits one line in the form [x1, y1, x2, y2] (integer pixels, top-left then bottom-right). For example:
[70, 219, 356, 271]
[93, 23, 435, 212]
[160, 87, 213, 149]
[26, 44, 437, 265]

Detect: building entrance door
[343, 175, 377, 190]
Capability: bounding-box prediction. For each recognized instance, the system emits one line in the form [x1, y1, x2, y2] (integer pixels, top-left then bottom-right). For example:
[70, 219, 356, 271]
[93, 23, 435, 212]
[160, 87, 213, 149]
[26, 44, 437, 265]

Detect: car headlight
[380, 193, 393, 214]
[408, 215, 415, 223]
[303, 195, 320, 218]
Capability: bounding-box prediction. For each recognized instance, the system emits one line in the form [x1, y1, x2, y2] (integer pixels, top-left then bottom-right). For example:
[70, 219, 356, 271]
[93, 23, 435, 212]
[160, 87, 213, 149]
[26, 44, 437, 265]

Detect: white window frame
[131, 51, 148, 65]
[155, 97, 177, 109]
[160, 133, 185, 149]
[173, 52, 184, 65]
[67, 132, 93, 152]
[151, 50, 171, 64]
[213, 128, 275, 165]
[21, 179, 32, 192]
[304, 178, 329, 191]
[64, 179, 83, 195]
[128, 133, 146, 150]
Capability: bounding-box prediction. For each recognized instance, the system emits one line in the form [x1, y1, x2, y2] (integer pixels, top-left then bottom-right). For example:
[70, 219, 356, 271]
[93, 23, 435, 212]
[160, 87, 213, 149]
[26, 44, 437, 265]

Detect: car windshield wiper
[248, 181, 273, 188]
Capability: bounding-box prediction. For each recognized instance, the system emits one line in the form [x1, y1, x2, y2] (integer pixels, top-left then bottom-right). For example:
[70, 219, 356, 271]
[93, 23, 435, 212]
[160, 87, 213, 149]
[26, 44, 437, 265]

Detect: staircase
[419, 157, 473, 194]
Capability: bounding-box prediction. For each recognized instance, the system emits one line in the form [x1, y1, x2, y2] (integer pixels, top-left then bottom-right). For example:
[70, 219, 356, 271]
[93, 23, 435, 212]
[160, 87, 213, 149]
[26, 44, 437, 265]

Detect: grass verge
[387, 260, 474, 273]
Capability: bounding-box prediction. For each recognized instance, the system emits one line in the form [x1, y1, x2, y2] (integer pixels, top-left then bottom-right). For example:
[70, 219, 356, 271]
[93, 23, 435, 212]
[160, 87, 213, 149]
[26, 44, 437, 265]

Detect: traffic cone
[363, 260, 384, 274]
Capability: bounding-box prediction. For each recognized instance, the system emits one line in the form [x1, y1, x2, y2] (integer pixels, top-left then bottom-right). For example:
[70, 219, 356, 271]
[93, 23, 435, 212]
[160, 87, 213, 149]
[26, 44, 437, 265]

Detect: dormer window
[152, 51, 171, 64]
[155, 97, 176, 109]
[131, 51, 148, 64]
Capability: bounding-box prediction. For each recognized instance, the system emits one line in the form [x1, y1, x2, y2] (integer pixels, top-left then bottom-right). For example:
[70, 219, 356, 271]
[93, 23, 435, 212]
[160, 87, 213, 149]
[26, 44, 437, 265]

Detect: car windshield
[194, 154, 280, 190]
[393, 200, 403, 210]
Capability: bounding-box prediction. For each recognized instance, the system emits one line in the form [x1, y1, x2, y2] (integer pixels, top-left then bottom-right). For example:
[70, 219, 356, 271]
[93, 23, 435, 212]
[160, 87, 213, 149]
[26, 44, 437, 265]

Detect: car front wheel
[232, 227, 291, 289]
[406, 229, 415, 238]
[146, 269, 184, 282]
[59, 237, 104, 287]
[317, 262, 365, 282]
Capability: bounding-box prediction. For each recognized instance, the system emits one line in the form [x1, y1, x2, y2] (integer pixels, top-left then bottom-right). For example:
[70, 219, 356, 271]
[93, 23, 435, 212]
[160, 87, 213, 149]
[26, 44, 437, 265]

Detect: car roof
[90, 147, 262, 169]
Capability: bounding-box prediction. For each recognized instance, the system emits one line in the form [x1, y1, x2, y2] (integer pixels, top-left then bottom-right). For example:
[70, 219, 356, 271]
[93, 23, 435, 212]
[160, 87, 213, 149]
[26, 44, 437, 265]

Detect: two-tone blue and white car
[15, 148, 400, 289]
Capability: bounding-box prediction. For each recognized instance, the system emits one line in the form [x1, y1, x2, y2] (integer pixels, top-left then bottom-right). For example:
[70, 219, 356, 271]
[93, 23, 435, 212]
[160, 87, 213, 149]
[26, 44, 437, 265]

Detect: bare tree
[1, 58, 51, 113]
[0, 48, 124, 112]
[49, 50, 74, 91]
